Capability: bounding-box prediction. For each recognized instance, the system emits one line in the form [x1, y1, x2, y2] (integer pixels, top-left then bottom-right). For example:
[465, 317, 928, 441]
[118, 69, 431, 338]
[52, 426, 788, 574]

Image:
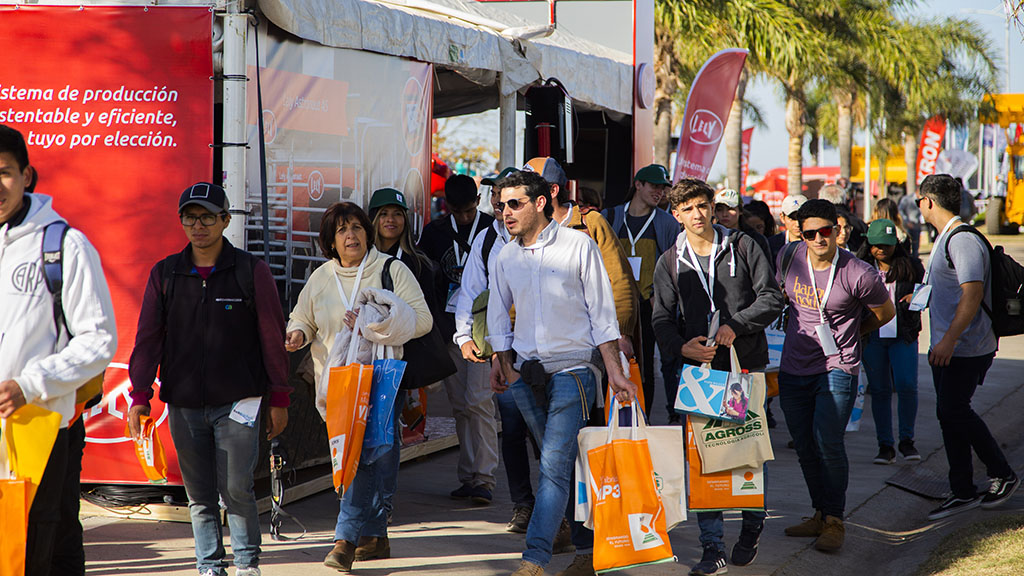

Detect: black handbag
[381, 256, 458, 389]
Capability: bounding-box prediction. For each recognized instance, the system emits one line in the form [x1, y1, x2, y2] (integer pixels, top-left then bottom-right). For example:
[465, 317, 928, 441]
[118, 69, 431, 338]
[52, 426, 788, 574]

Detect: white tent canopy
[257, 0, 634, 115]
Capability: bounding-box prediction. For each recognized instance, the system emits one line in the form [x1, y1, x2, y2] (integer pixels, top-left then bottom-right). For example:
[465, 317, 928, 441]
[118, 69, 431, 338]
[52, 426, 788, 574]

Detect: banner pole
[222, 0, 248, 247]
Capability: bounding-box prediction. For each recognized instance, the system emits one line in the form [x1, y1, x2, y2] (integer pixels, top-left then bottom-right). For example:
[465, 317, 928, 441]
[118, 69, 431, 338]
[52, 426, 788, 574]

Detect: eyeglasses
[496, 197, 532, 212]
[801, 225, 838, 241]
[181, 213, 224, 227]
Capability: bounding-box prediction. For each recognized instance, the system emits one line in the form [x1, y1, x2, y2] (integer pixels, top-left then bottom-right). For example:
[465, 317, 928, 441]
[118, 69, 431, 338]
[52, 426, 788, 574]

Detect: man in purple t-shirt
[775, 199, 894, 552]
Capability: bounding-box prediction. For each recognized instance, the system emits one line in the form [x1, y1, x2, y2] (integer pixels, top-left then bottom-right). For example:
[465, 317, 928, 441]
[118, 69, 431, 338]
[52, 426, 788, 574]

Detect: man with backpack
[127, 182, 291, 576]
[0, 124, 118, 576]
[917, 174, 1019, 520]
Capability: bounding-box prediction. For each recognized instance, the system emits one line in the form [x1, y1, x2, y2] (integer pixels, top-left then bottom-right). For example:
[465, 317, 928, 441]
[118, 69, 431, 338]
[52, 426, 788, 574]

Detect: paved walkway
[83, 233, 1024, 576]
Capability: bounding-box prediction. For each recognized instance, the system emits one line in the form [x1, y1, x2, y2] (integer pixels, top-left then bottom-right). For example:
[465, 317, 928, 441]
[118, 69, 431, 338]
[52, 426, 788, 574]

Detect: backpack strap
[381, 256, 398, 292]
[160, 253, 181, 319]
[942, 225, 994, 319]
[481, 226, 498, 281]
[234, 250, 256, 310]
[42, 221, 71, 337]
[571, 206, 592, 238]
[611, 205, 624, 236]
[778, 241, 801, 287]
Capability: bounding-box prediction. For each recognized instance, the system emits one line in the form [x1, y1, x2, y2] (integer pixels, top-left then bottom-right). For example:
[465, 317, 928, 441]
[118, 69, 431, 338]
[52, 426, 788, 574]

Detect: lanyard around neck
[333, 255, 367, 311]
[807, 247, 840, 324]
[683, 231, 720, 312]
[396, 246, 404, 260]
[623, 202, 657, 256]
[451, 212, 481, 267]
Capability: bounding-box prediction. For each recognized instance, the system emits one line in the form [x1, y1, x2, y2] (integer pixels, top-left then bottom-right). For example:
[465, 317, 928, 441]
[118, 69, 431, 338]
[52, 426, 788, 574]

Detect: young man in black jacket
[652, 179, 784, 576]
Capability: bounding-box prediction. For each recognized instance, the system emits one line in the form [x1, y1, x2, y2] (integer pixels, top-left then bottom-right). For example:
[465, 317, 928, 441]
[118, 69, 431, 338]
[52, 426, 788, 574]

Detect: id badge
[815, 323, 839, 356]
[445, 283, 461, 314]
[627, 256, 642, 282]
[908, 283, 931, 312]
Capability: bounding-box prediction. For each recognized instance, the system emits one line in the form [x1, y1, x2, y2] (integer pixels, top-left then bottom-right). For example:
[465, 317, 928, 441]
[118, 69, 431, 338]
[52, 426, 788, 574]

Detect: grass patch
[916, 514, 1024, 576]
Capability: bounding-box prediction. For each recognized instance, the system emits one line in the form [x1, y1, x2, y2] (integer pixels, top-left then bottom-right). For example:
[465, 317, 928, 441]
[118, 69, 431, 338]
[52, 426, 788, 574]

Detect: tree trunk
[904, 130, 918, 198]
[836, 88, 854, 181]
[785, 87, 806, 197]
[653, 96, 673, 169]
[724, 69, 748, 190]
[809, 132, 820, 167]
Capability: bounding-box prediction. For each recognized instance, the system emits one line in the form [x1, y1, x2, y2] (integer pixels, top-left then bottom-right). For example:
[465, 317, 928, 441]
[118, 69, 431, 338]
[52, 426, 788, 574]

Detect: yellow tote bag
[4, 405, 62, 508]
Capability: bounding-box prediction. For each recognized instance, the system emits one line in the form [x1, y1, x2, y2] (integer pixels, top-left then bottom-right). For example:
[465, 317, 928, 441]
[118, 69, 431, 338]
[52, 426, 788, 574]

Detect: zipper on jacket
[201, 277, 207, 406]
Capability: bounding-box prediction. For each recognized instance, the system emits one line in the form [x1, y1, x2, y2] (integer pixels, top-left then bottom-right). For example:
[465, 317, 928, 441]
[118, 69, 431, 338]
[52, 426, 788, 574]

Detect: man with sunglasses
[776, 199, 894, 553]
[486, 170, 636, 576]
[916, 174, 1018, 520]
[128, 182, 290, 576]
[653, 179, 783, 575]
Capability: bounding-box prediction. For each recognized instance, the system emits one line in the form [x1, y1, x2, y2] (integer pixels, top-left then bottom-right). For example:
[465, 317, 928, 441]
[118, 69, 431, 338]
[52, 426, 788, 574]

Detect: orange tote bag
[326, 331, 374, 496]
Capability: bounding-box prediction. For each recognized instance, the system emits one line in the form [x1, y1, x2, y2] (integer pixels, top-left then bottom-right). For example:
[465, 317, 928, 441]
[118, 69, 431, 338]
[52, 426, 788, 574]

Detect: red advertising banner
[740, 127, 754, 189]
[916, 115, 946, 184]
[0, 5, 213, 485]
[673, 48, 748, 183]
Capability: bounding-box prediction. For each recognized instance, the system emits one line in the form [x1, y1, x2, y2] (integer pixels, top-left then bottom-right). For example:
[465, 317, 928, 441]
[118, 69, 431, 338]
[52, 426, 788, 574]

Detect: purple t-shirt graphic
[777, 243, 889, 376]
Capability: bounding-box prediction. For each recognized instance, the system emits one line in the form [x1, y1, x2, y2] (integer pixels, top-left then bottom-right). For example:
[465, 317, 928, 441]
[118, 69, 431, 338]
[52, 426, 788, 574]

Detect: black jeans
[52, 417, 86, 576]
[638, 297, 656, 415]
[932, 353, 1012, 499]
[27, 427, 69, 576]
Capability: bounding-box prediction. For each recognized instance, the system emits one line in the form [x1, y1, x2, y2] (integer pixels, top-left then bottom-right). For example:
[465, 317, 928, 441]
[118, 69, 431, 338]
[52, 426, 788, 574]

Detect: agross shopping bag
[577, 400, 685, 530]
[686, 418, 765, 512]
[588, 402, 674, 573]
[326, 329, 374, 496]
[362, 345, 406, 465]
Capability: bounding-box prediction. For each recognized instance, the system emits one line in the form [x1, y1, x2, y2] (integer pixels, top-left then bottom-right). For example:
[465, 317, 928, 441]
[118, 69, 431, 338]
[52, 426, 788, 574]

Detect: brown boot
[511, 560, 545, 576]
[552, 518, 576, 554]
[324, 540, 356, 571]
[555, 553, 595, 576]
[814, 515, 845, 551]
[354, 536, 391, 561]
[784, 510, 824, 537]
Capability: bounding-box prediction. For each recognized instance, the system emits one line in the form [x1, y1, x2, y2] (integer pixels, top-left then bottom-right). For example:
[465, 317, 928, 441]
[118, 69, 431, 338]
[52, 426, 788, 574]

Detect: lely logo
[688, 109, 724, 145]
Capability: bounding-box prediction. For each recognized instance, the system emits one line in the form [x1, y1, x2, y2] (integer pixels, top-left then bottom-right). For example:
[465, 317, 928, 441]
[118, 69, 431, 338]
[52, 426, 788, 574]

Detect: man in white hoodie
[0, 124, 117, 576]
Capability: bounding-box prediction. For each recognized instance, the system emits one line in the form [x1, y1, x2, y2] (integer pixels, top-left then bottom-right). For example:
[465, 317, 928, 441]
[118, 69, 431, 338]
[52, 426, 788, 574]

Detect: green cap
[482, 167, 520, 186]
[368, 187, 408, 216]
[634, 164, 671, 185]
[866, 218, 898, 246]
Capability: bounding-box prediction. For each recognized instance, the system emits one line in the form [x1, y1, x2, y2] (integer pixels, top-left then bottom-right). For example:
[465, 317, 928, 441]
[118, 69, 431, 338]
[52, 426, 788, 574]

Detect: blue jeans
[778, 370, 857, 518]
[511, 367, 596, 568]
[861, 334, 919, 447]
[697, 510, 767, 551]
[169, 403, 261, 574]
[338, 394, 405, 542]
[497, 388, 535, 507]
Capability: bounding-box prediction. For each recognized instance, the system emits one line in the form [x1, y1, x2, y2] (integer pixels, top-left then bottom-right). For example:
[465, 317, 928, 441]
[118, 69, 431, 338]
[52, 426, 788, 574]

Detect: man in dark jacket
[652, 179, 784, 576]
[127, 183, 290, 576]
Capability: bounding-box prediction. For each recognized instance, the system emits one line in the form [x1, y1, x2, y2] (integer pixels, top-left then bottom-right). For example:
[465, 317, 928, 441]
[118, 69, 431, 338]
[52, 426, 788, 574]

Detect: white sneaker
[236, 568, 261, 576]
[198, 570, 219, 576]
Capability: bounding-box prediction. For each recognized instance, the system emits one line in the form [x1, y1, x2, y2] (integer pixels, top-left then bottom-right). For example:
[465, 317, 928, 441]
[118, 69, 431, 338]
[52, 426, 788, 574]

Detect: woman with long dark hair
[856, 218, 924, 464]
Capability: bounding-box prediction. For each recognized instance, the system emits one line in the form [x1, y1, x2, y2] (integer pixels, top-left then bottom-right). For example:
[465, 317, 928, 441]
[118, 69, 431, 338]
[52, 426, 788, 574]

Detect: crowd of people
[0, 118, 1018, 576]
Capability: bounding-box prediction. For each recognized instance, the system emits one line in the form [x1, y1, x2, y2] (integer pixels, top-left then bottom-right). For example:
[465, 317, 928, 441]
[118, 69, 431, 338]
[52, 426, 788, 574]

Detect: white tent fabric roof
[257, 0, 634, 114]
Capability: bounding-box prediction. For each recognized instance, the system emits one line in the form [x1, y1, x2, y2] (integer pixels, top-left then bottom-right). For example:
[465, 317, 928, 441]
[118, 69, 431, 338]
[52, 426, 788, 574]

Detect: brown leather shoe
[552, 518, 576, 554]
[814, 515, 845, 551]
[784, 510, 824, 537]
[354, 536, 391, 561]
[511, 560, 545, 576]
[324, 540, 356, 571]
[555, 553, 595, 576]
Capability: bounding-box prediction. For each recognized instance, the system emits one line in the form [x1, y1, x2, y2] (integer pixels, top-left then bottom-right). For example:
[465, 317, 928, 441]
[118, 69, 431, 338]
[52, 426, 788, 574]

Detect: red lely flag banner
[916, 115, 947, 184]
[0, 5, 213, 484]
[673, 49, 748, 182]
[740, 127, 754, 189]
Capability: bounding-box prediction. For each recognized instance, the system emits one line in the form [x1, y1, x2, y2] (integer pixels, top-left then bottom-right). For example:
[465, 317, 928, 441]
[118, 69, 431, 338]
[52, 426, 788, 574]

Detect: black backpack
[944, 226, 1024, 337]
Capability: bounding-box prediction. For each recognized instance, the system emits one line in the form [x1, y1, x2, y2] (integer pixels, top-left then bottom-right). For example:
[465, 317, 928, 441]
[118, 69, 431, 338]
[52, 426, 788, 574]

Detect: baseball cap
[523, 157, 567, 188]
[780, 193, 808, 217]
[482, 167, 520, 187]
[634, 164, 671, 186]
[368, 187, 408, 217]
[714, 188, 740, 209]
[179, 182, 229, 214]
[866, 218, 898, 246]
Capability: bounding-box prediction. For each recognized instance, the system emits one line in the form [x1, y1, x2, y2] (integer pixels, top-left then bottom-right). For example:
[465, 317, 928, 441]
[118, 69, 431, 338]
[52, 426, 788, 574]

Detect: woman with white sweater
[284, 201, 431, 572]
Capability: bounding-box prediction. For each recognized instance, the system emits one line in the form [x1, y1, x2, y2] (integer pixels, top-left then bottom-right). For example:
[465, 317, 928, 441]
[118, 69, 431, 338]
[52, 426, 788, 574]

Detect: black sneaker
[450, 483, 473, 499]
[981, 473, 1020, 509]
[873, 445, 896, 465]
[928, 495, 982, 520]
[730, 522, 763, 566]
[898, 439, 921, 461]
[468, 485, 493, 505]
[690, 544, 728, 575]
[506, 504, 532, 533]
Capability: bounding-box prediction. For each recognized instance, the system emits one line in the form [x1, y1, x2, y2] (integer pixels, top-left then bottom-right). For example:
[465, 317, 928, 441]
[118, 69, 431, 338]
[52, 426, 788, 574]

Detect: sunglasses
[801, 225, 838, 241]
[497, 197, 532, 212]
[915, 196, 929, 207]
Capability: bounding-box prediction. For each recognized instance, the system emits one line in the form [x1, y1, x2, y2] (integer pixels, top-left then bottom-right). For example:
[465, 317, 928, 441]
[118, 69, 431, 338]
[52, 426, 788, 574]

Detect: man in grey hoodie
[652, 178, 783, 576]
